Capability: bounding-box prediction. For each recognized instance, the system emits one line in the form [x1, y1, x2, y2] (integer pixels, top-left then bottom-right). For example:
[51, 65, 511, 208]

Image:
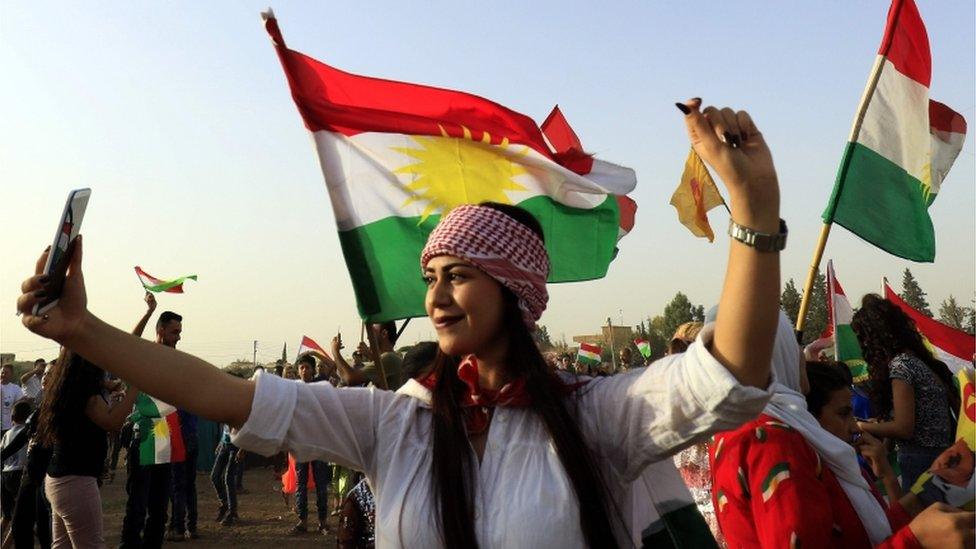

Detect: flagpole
[797, 53, 888, 342]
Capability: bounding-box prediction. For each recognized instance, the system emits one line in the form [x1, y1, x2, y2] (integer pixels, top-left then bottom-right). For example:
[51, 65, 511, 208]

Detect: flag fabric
[823, 261, 870, 383]
[297, 335, 328, 359]
[670, 149, 725, 242]
[130, 394, 185, 466]
[910, 368, 975, 510]
[634, 338, 651, 359]
[884, 280, 976, 373]
[631, 460, 719, 548]
[134, 266, 197, 294]
[927, 100, 968, 200]
[823, 0, 967, 262]
[262, 12, 637, 322]
[577, 343, 602, 367]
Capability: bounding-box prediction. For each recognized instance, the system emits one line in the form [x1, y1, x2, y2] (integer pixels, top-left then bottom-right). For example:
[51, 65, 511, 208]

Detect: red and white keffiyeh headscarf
[421, 204, 550, 330]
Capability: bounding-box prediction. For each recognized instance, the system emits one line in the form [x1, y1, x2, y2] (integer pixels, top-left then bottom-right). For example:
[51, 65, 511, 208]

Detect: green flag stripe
[142, 275, 197, 292]
[339, 195, 620, 322]
[823, 142, 935, 262]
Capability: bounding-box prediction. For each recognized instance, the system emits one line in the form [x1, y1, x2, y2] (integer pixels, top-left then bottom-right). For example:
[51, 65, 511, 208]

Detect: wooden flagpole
[796, 53, 889, 341]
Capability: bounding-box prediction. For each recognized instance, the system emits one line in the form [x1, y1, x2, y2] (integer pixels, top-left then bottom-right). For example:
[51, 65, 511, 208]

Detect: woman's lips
[433, 315, 463, 329]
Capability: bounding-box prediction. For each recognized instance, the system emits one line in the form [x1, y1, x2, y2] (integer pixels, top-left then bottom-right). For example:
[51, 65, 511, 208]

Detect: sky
[1, 1, 973, 366]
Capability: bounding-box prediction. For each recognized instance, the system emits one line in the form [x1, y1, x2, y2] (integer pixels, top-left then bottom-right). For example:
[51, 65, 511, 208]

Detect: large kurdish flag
[262, 12, 637, 322]
[823, 261, 870, 383]
[884, 281, 976, 374]
[132, 394, 185, 466]
[823, 0, 966, 262]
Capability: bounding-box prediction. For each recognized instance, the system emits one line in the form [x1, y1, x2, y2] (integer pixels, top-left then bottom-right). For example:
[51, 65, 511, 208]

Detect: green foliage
[662, 292, 703, 341]
[780, 278, 802, 326]
[798, 270, 828, 344]
[938, 295, 967, 331]
[533, 325, 554, 351]
[900, 268, 932, 317]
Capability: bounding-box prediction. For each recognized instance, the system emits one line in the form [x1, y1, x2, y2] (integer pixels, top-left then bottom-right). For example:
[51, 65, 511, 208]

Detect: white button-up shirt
[234, 328, 772, 547]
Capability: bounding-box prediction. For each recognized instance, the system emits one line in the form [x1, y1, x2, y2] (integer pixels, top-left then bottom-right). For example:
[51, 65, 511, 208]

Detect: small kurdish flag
[135, 266, 197, 294]
[716, 490, 728, 513]
[132, 394, 185, 466]
[670, 149, 725, 242]
[822, 261, 870, 383]
[297, 335, 328, 360]
[761, 462, 791, 503]
[577, 343, 602, 367]
[262, 11, 637, 322]
[634, 338, 651, 359]
[823, 0, 968, 262]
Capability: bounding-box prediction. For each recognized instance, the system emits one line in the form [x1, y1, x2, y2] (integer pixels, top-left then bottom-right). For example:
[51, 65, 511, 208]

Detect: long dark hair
[429, 203, 619, 547]
[37, 348, 104, 446]
[851, 294, 960, 419]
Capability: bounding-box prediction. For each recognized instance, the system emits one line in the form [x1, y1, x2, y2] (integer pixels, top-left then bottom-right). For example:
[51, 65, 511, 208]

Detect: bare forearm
[132, 313, 152, 337]
[861, 420, 911, 440]
[334, 354, 365, 385]
[69, 313, 254, 427]
[713, 193, 780, 388]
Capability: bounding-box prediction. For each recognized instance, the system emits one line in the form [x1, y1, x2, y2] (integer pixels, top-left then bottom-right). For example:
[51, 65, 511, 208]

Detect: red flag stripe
[264, 16, 554, 160]
[166, 412, 186, 463]
[929, 100, 967, 135]
[884, 282, 976, 361]
[878, 0, 931, 87]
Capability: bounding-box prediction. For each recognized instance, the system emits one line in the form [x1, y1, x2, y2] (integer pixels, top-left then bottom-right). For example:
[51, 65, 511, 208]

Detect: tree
[662, 292, 703, 341]
[798, 270, 828, 344]
[900, 268, 932, 317]
[967, 301, 976, 335]
[533, 324, 553, 351]
[645, 315, 668, 359]
[938, 295, 967, 330]
[780, 278, 802, 326]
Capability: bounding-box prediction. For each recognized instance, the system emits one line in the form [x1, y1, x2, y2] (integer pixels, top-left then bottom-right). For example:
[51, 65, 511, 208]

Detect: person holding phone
[21, 99, 790, 546]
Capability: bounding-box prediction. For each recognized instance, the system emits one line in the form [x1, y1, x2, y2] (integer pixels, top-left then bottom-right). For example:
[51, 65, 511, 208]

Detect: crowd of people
[4, 98, 973, 548]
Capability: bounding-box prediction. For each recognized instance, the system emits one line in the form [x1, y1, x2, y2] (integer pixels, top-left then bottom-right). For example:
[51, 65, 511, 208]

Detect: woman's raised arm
[17, 237, 255, 427]
[680, 98, 781, 388]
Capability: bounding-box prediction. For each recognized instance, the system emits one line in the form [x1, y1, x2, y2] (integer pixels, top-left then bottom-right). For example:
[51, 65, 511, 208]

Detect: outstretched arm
[680, 98, 780, 388]
[132, 291, 157, 337]
[17, 238, 254, 427]
[329, 336, 366, 386]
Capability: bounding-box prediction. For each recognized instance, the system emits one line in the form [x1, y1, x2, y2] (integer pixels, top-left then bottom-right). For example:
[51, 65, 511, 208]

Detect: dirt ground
[100, 466, 338, 548]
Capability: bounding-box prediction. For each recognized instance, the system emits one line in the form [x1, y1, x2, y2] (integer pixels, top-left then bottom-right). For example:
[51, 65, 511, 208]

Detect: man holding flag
[120, 296, 190, 548]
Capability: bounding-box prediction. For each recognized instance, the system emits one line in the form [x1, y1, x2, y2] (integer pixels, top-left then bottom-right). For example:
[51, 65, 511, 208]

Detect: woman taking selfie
[18, 99, 782, 547]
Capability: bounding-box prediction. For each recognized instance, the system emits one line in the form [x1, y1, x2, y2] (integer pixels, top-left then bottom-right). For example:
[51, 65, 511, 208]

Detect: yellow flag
[957, 367, 975, 451]
[670, 148, 725, 241]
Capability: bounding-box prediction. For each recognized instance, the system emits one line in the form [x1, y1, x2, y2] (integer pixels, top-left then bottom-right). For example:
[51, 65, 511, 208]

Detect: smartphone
[33, 188, 91, 315]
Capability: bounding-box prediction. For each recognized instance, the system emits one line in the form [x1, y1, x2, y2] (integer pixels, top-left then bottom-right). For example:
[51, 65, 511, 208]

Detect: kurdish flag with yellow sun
[262, 11, 637, 322]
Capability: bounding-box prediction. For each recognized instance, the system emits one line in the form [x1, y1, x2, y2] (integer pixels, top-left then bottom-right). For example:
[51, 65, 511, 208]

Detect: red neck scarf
[419, 355, 585, 434]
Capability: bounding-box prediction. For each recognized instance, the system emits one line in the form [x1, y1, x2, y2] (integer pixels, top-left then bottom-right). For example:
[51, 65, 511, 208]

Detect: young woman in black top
[37, 350, 138, 548]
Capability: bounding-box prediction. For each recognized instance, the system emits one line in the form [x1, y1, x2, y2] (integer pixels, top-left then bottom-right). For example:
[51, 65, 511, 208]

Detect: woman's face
[424, 255, 507, 357]
[816, 387, 859, 443]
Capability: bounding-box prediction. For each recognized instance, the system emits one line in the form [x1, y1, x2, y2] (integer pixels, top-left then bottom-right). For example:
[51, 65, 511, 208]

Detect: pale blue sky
[2, 1, 973, 365]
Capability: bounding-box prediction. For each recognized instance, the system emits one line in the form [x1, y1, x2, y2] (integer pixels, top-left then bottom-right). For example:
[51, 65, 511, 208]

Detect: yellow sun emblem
[393, 125, 530, 222]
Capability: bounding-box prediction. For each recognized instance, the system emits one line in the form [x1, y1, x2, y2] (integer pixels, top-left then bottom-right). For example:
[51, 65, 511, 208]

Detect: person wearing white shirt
[20, 359, 46, 403]
[16, 97, 784, 547]
[1, 364, 25, 437]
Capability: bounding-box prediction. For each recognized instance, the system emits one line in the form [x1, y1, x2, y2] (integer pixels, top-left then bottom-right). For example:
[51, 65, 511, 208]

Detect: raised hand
[17, 236, 89, 346]
[678, 98, 779, 232]
[145, 291, 157, 313]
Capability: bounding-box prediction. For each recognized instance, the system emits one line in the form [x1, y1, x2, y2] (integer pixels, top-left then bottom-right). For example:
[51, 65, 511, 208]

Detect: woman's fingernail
[721, 131, 731, 144]
[44, 246, 51, 252]
[675, 102, 691, 115]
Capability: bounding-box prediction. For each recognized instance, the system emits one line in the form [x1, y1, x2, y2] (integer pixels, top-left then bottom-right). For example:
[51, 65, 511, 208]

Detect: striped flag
[262, 11, 637, 322]
[883, 281, 975, 373]
[131, 394, 185, 465]
[823, 0, 967, 262]
[634, 338, 651, 359]
[577, 343, 602, 367]
[134, 266, 197, 294]
[823, 261, 870, 383]
[297, 335, 328, 359]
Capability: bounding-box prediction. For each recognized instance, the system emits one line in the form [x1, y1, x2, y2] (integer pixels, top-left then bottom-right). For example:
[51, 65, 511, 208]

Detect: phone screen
[34, 189, 91, 315]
